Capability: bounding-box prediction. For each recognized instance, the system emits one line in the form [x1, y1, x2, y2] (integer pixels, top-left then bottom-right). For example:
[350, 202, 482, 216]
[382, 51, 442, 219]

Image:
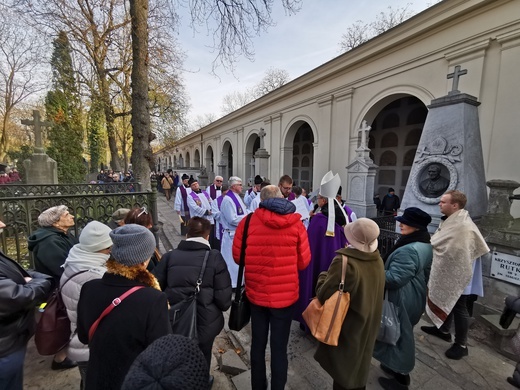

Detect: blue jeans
[440, 294, 469, 345]
[250, 302, 295, 390]
[0, 347, 26, 390]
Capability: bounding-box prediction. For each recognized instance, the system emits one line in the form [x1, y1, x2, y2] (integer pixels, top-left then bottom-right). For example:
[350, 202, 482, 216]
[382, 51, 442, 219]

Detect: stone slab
[218, 349, 248, 376]
[231, 369, 251, 390]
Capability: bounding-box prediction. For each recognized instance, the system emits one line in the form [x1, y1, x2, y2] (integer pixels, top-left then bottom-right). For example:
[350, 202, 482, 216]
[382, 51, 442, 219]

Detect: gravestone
[400, 65, 487, 227]
[22, 110, 58, 184]
[254, 127, 270, 180]
[346, 121, 379, 218]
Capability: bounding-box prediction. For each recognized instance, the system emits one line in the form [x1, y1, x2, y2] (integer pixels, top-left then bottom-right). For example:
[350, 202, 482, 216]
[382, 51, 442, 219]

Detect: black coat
[0, 251, 53, 357]
[153, 240, 232, 344]
[28, 226, 78, 284]
[77, 273, 171, 390]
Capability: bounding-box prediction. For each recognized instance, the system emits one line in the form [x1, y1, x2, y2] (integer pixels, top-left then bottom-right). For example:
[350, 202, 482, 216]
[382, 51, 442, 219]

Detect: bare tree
[253, 67, 290, 97]
[191, 113, 219, 131]
[339, 4, 415, 53]
[0, 7, 46, 161]
[183, 0, 302, 74]
[221, 89, 254, 115]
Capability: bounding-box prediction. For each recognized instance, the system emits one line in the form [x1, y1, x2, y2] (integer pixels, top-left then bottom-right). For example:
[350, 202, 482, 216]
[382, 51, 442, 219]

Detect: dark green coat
[28, 226, 78, 284]
[314, 247, 385, 389]
[373, 241, 432, 374]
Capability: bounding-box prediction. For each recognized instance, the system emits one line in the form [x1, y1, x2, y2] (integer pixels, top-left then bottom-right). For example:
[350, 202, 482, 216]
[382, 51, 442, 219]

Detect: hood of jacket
[256, 198, 300, 229]
[27, 226, 67, 250]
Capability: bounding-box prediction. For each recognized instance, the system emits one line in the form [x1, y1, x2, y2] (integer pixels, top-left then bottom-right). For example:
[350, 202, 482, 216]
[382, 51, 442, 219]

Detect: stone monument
[346, 121, 379, 218]
[22, 110, 58, 184]
[400, 65, 488, 227]
[254, 127, 270, 180]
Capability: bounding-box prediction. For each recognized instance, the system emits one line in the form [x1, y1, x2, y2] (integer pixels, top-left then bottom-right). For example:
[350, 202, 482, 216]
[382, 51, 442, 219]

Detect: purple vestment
[294, 213, 347, 329]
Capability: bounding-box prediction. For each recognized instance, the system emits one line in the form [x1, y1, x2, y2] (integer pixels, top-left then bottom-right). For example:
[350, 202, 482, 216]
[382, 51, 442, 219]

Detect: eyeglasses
[281, 186, 292, 191]
[137, 206, 148, 217]
[215, 180, 223, 182]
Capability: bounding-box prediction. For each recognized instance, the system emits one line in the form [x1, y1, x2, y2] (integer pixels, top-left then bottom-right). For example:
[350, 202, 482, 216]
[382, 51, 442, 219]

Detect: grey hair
[38, 205, 69, 227]
[228, 176, 242, 187]
[260, 185, 283, 201]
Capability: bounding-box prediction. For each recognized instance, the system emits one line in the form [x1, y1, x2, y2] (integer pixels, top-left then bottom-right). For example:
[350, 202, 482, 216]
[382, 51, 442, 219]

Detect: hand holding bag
[302, 255, 350, 346]
[377, 290, 401, 346]
[228, 213, 253, 332]
[169, 250, 210, 340]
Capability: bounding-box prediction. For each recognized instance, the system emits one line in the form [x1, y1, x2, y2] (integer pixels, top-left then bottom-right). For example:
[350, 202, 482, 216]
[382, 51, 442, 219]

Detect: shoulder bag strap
[88, 285, 145, 342]
[234, 213, 253, 303]
[195, 250, 210, 294]
[60, 269, 89, 291]
[338, 255, 349, 292]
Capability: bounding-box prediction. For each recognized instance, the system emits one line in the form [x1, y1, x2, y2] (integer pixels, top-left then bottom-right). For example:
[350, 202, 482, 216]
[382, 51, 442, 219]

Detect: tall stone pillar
[21, 110, 58, 184]
[346, 121, 378, 218]
[254, 128, 270, 180]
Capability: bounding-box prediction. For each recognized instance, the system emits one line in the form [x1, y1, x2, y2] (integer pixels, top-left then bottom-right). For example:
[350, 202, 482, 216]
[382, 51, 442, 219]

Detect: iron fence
[0, 182, 158, 268]
[0, 182, 140, 197]
[372, 215, 401, 259]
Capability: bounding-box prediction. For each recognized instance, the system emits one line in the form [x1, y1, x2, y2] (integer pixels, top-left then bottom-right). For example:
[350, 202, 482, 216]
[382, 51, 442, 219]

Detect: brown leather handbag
[35, 270, 87, 355]
[302, 255, 350, 346]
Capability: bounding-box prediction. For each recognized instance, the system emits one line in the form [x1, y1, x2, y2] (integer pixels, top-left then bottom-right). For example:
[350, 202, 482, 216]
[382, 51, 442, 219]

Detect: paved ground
[23, 192, 519, 389]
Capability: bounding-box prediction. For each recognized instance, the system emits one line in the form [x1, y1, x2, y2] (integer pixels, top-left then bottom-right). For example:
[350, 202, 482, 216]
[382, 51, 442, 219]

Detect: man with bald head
[219, 176, 251, 288]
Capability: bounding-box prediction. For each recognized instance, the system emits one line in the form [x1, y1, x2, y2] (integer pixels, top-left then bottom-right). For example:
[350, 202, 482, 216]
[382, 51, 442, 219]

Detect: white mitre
[319, 171, 349, 236]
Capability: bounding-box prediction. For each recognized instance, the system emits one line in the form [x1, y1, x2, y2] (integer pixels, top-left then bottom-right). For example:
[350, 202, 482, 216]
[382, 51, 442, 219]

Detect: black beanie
[121, 335, 209, 390]
[254, 175, 262, 185]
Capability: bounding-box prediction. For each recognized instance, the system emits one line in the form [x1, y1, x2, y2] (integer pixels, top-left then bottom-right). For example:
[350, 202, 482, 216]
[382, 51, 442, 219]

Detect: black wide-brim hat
[395, 207, 432, 230]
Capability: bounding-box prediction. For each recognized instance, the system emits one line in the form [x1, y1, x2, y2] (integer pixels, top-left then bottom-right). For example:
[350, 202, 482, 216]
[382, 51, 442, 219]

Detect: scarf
[383, 229, 431, 263]
[426, 209, 489, 327]
[105, 259, 161, 291]
[62, 245, 110, 274]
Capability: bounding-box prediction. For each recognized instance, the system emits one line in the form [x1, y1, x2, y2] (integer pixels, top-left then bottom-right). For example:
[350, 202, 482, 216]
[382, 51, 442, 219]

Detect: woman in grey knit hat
[77, 224, 171, 390]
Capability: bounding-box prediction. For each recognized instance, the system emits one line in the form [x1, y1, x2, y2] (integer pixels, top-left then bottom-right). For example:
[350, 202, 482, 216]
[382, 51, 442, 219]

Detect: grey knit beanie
[109, 224, 156, 266]
[122, 334, 209, 390]
[38, 205, 69, 227]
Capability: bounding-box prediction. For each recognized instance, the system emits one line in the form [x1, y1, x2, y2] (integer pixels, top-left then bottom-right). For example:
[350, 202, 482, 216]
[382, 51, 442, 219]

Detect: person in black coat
[77, 224, 171, 390]
[0, 220, 53, 390]
[153, 217, 232, 380]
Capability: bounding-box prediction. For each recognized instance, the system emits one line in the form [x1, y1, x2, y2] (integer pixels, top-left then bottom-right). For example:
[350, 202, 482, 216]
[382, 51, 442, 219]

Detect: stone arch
[244, 131, 261, 185]
[194, 149, 201, 168]
[185, 151, 191, 168]
[220, 140, 234, 181]
[205, 145, 215, 179]
[283, 118, 316, 191]
[359, 93, 428, 200]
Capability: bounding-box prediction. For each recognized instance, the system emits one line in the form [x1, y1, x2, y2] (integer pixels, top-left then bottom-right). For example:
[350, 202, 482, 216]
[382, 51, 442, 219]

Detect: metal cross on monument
[447, 65, 468, 95]
[356, 120, 372, 160]
[21, 110, 52, 153]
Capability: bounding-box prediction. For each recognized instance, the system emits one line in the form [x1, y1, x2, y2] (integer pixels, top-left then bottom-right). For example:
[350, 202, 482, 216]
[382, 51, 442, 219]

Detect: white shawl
[426, 209, 489, 327]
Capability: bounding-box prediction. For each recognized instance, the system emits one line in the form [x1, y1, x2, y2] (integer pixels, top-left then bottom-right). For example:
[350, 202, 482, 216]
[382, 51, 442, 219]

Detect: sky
[175, 0, 438, 126]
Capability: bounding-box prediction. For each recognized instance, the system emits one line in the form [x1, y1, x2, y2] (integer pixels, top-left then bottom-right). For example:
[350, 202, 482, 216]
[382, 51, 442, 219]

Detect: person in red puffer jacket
[233, 184, 311, 390]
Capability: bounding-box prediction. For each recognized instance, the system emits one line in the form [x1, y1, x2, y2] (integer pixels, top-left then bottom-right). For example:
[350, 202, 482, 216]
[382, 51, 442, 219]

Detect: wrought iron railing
[372, 215, 401, 259]
[0, 183, 158, 268]
[0, 182, 141, 197]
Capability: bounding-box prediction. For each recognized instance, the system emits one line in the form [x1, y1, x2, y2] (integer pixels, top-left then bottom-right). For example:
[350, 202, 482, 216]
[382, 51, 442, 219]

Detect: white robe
[220, 193, 250, 287]
[174, 185, 192, 216]
[187, 190, 214, 224]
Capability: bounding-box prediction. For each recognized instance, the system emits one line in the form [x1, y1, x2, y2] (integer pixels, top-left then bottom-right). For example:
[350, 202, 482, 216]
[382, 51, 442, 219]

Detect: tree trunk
[129, 0, 152, 191]
[98, 76, 122, 172]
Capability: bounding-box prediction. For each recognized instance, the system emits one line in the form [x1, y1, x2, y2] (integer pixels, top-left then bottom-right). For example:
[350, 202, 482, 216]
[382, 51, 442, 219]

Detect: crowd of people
[0, 168, 22, 184]
[0, 169, 510, 390]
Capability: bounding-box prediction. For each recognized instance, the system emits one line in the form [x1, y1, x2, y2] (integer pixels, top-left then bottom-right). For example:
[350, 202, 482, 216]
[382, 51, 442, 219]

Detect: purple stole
[247, 188, 253, 195]
[287, 192, 296, 201]
[179, 185, 190, 216]
[217, 195, 225, 239]
[307, 198, 312, 206]
[209, 185, 220, 200]
[344, 205, 354, 223]
[226, 191, 245, 215]
[189, 190, 210, 206]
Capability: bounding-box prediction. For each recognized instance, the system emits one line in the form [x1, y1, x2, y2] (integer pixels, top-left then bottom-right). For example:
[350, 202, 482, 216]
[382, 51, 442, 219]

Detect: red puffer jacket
[233, 198, 311, 308]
